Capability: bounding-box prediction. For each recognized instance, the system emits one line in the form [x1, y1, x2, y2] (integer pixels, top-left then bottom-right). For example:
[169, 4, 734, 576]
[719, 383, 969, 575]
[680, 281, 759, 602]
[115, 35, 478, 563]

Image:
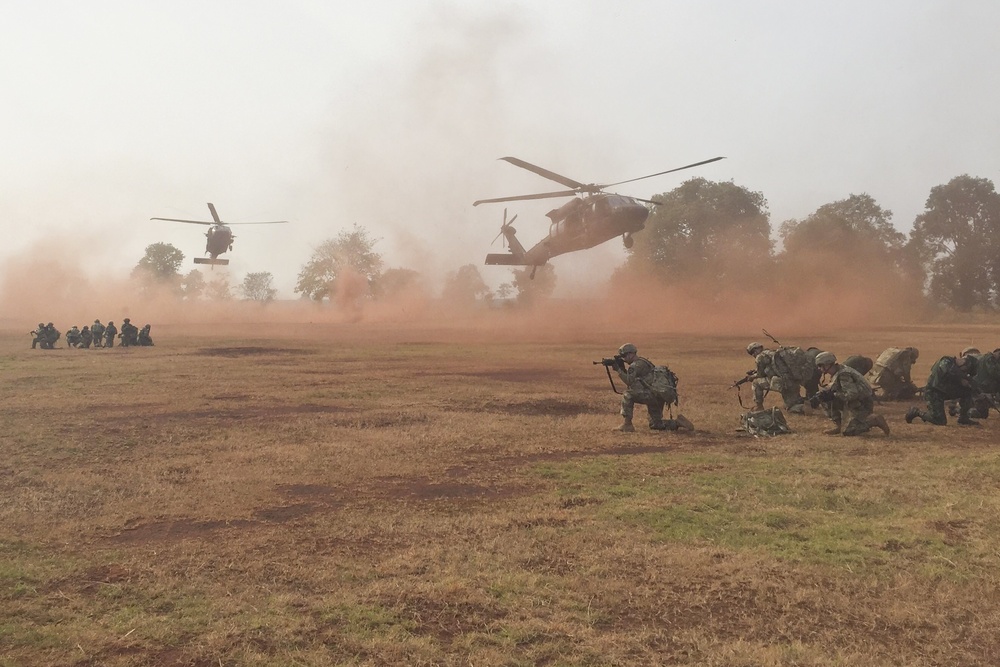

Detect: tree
[511, 264, 556, 304]
[295, 225, 383, 301]
[624, 178, 772, 286]
[908, 175, 1000, 311]
[204, 276, 232, 301]
[779, 193, 905, 257]
[133, 242, 184, 282]
[373, 268, 422, 299]
[775, 193, 920, 308]
[241, 272, 278, 302]
[181, 269, 205, 300]
[441, 264, 492, 306]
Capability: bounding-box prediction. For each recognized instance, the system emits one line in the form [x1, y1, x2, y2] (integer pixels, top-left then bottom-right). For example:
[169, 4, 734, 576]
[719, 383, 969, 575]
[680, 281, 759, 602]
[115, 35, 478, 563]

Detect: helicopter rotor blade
[474, 190, 579, 206]
[207, 203, 222, 224]
[150, 217, 214, 226]
[499, 157, 587, 190]
[601, 156, 726, 189]
[225, 221, 289, 225]
[628, 196, 666, 206]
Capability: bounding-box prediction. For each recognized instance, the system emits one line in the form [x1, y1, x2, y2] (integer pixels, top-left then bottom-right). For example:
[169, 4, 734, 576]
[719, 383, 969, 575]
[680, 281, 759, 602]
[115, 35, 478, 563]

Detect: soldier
[42, 323, 60, 349]
[137, 324, 154, 346]
[91, 319, 106, 348]
[30, 322, 46, 349]
[803, 347, 823, 398]
[745, 342, 807, 414]
[79, 325, 93, 349]
[104, 321, 117, 348]
[969, 348, 1000, 418]
[66, 326, 82, 348]
[611, 343, 694, 432]
[119, 318, 139, 347]
[814, 352, 890, 436]
[866, 347, 920, 400]
[905, 353, 979, 426]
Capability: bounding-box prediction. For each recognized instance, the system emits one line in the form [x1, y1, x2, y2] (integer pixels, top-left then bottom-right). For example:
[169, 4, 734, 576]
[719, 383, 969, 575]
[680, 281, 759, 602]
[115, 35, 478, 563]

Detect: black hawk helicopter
[150, 203, 288, 266]
[474, 156, 725, 277]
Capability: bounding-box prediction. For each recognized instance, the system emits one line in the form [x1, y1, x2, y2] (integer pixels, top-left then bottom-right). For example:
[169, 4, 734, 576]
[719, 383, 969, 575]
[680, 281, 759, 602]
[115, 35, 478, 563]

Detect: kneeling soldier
[814, 351, 890, 436]
[612, 343, 694, 433]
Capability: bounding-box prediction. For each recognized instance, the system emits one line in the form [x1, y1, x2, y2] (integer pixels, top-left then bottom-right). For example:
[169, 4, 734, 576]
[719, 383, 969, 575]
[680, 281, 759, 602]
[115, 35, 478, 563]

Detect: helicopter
[474, 156, 725, 277]
[150, 203, 288, 266]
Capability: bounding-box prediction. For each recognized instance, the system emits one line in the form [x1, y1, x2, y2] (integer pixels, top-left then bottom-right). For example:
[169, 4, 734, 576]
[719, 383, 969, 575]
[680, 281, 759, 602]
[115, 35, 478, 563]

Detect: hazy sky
[2, 1, 997, 297]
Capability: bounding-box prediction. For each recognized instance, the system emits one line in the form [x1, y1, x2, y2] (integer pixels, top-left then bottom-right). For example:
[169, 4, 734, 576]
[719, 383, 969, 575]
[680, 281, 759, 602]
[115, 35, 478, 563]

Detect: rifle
[807, 388, 835, 409]
[762, 328, 782, 346]
[729, 369, 756, 389]
[593, 355, 625, 394]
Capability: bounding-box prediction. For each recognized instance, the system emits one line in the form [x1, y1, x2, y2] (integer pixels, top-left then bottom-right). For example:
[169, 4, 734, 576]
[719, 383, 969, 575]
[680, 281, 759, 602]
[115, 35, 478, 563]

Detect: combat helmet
[618, 343, 638, 356]
[961, 346, 980, 357]
[814, 351, 837, 367]
[747, 342, 764, 356]
[906, 347, 919, 362]
[123, 318, 130, 324]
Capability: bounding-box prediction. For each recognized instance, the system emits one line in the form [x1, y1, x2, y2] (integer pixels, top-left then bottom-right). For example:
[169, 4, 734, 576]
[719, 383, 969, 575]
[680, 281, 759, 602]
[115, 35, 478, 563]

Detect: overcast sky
[2, 1, 997, 297]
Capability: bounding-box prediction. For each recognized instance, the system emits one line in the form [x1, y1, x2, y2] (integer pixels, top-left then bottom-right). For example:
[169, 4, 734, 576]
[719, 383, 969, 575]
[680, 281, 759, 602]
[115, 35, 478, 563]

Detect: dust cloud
[0, 231, 936, 346]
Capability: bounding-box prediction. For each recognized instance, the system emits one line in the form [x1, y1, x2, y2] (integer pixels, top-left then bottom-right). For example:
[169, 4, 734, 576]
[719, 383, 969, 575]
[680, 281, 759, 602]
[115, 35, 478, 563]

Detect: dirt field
[2, 317, 999, 666]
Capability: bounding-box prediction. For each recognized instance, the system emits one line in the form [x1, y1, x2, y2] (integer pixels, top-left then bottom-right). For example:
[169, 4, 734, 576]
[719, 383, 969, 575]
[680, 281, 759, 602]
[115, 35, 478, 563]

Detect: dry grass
[2, 321, 1000, 666]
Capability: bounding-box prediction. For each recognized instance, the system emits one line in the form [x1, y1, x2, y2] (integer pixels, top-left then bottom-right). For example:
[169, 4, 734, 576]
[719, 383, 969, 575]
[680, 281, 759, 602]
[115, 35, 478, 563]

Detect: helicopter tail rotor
[492, 208, 519, 248]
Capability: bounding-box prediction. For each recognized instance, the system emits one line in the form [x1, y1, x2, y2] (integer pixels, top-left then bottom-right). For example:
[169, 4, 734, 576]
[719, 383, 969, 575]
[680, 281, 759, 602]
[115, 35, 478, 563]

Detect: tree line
[134, 172, 1000, 311]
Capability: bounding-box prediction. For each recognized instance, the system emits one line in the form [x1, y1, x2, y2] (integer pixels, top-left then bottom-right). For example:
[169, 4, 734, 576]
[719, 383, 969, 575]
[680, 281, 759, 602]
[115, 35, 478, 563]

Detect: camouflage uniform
[822, 364, 880, 436]
[969, 350, 1000, 419]
[843, 355, 873, 376]
[80, 326, 93, 349]
[866, 347, 919, 400]
[66, 326, 82, 348]
[91, 320, 106, 348]
[613, 343, 691, 432]
[31, 323, 45, 349]
[120, 319, 139, 347]
[751, 349, 804, 413]
[907, 356, 977, 426]
[104, 321, 117, 348]
[138, 324, 154, 346]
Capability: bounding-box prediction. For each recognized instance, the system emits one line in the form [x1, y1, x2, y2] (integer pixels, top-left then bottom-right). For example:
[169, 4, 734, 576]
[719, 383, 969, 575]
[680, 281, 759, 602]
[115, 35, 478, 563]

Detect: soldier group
[605, 340, 999, 437]
[31, 318, 154, 349]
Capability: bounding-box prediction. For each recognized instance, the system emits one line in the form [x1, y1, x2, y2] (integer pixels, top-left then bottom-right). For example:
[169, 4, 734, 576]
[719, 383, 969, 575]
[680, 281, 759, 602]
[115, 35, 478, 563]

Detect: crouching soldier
[137, 324, 154, 346]
[813, 352, 890, 436]
[611, 343, 694, 433]
[66, 326, 82, 348]
[79, 325, 93, 349]
[907, 353, 980, 426]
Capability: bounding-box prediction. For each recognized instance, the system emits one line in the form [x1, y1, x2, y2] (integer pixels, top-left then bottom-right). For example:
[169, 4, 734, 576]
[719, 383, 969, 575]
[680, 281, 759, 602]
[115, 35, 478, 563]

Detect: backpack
[740, 407, 791, 437]
[646, 365, 679, 405]
[774, 346, 813, 384]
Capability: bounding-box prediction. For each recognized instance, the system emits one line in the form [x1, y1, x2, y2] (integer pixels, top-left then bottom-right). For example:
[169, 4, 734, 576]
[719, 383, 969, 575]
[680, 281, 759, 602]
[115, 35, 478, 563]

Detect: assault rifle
[807, 388, 835, 409]
[730, 369, 757, 389]
[593, 355, 625, 394]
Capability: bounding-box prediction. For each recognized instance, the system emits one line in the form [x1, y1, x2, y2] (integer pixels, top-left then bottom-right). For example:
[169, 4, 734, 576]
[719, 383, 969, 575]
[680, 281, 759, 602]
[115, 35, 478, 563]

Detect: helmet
[906, 347, 919, 362]
[961, 346, 980, 357]
[47, 322, 53, 327]
[94, 319, 101, 324]
[815, 351, 837, 367]
[123, 318, 130, 323]
[618, 343, 638, 356]
[38, 323, 45, 328]
[747, 342, 764, 356]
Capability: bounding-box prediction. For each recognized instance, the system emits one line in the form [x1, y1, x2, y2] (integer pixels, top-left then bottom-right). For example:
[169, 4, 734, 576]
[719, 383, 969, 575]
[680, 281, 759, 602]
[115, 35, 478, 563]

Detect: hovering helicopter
[150, 203, 288, 266]
[474, 156, 725, 277]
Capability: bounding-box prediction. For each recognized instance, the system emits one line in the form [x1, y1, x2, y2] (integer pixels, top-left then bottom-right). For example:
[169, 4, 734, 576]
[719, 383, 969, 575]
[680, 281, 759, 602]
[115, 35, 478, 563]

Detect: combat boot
[615, 419, 635, 433]
[868, 414, 890, 435]
[957, 417, 981, 427]
[824, 422, 842, 435]
[675, 414, 695, 431]
[904, 407, 920, 424]
[788, 403, 805, 415]
[753, 402, 765, 412]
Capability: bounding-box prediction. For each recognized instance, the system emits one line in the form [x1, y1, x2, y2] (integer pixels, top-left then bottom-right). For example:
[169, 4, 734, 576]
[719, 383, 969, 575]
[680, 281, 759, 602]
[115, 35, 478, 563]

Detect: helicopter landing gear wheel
[622, 233, 634, 249]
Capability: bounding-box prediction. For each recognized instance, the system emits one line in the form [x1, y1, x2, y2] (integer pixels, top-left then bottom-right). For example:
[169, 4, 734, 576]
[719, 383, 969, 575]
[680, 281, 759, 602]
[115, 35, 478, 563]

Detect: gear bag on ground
[740, 407, 792, 437]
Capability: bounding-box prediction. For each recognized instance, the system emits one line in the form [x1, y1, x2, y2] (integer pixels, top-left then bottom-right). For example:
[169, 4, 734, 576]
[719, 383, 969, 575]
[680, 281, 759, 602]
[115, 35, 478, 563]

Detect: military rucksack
[740, 407, 791, 437]
[774, 346, 813, 384]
